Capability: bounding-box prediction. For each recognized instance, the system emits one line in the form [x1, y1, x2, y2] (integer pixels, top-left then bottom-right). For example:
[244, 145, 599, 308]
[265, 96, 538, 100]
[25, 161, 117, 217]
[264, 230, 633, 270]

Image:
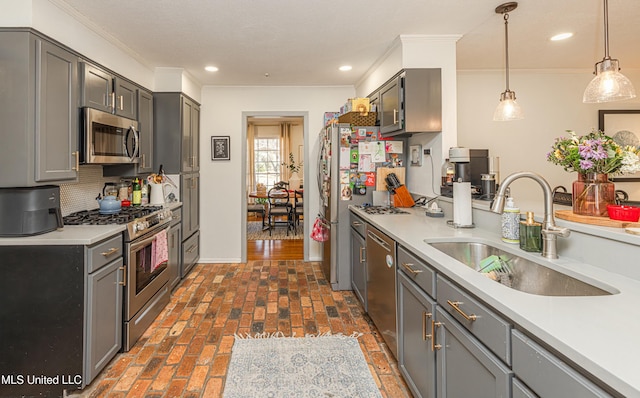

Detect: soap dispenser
[501, 197, 520, 244]
[519, 212, 542, 252]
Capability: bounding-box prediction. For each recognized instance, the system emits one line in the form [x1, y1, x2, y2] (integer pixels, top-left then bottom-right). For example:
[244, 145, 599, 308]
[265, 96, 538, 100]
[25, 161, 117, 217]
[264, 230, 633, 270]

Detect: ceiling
[55, 0, 640, 87]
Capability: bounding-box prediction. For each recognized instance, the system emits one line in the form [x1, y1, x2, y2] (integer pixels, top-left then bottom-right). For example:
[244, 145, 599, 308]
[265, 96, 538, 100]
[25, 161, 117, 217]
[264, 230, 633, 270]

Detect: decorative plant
[282, 152, 303, 175]
[546, 130, 640, 175]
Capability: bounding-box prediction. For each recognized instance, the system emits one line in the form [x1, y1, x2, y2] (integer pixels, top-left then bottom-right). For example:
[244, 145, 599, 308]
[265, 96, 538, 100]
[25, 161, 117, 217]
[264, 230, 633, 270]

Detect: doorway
[241, 112, 309, 262]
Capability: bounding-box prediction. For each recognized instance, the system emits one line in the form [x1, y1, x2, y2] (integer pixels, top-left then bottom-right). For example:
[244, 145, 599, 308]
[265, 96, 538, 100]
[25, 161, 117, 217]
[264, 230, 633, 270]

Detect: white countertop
[0, 202, 182, 246]
[351, 205, 640, 397]
[0, 224, 126, 246]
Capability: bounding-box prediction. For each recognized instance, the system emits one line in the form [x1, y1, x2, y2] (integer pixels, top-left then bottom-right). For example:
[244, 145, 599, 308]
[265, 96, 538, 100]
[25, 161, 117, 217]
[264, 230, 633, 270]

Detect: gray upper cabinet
[0, 30, 79, 187]
[81, 62, 137, 120]
[370, 68, 442, 137]
[137, 89, 154, 173]
[154, 92, 201, 174]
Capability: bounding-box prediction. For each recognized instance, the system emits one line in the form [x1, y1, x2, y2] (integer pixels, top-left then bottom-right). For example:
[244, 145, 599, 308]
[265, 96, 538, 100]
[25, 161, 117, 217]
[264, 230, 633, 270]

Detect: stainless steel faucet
[490, 171, 570, 259]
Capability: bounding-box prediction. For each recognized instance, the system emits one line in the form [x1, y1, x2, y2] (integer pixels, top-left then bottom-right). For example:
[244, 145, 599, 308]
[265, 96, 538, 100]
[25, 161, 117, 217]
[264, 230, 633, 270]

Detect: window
[254, 137, 281, 189]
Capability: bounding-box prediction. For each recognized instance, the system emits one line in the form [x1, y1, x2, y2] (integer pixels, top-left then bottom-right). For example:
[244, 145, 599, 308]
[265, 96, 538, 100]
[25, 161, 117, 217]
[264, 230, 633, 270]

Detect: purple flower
[580, 159, 594, 170]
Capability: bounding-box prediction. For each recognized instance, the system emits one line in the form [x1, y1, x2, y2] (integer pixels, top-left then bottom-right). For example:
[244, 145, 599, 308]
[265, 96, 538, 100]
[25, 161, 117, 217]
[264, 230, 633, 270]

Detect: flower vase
[572, 173, 615, 217]
[289, 172, 300, 191]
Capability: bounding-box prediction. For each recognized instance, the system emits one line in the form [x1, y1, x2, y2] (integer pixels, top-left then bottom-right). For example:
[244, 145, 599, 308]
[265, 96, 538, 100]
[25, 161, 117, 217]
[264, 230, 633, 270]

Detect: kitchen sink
[425, 240, 616, 296]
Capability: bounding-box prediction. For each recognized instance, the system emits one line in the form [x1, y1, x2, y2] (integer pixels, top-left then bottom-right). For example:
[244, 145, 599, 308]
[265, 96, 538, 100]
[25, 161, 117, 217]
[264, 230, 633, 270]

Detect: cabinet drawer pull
[352, 221, 362, 227]
[447, 300, 477, 322]
[359, 246, 365, 263]
[402, 262, 423, 275]
[101, 247, 118, 256]
[422, 311, 432, 341]
[186, 244, 197, 253]
[119, 266, 126, 286]
[431, 320, 442, 351]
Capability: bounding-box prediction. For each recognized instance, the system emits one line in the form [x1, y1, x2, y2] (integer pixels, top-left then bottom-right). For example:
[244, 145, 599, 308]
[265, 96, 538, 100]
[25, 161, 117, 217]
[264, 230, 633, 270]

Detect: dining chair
[267, 186, 293, 236]
[293, 190, 304, 233]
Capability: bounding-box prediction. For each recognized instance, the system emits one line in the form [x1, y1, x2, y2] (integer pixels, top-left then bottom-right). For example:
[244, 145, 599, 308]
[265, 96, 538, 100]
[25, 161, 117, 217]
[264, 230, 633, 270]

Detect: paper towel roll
[453, 182, 473, 226]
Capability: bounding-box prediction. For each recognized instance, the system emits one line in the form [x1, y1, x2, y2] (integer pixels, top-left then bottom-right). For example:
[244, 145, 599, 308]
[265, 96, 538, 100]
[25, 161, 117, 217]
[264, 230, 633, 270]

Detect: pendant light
[583, 0, 636, 103]
[493, 2, 523, 121]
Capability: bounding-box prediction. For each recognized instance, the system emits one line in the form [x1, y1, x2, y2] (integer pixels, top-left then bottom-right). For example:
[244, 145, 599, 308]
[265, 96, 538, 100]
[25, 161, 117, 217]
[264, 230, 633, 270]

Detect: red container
[607, 205, 640, 222]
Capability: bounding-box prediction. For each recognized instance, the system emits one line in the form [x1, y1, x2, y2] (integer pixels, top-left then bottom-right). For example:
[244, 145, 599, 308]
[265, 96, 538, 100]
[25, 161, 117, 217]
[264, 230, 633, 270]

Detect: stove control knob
[134, 222, 146, 232]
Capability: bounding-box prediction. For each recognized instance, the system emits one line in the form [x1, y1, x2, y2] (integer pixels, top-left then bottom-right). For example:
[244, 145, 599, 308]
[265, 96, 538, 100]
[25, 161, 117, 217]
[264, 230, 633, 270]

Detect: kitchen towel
[151, 229, 169, 272]
[453, 181, 473, 226]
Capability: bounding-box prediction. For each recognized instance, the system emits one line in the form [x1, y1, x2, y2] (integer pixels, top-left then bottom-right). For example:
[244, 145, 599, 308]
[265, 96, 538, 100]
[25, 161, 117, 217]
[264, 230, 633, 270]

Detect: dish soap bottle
[519, 211, 542, 252]
[501, 197, 520, 244]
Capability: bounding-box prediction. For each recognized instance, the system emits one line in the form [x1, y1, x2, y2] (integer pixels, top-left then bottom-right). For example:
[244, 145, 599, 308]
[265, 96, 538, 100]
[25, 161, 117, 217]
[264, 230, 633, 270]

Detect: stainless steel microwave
[81, 107, 140, 164]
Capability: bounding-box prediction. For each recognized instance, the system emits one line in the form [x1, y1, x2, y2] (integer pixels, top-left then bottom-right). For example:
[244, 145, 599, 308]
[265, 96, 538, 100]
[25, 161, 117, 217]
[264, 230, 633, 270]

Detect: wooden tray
[554, 210, 640, 228]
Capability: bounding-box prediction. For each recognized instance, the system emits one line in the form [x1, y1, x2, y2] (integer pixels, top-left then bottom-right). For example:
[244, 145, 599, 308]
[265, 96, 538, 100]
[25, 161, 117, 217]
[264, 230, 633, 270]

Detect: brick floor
[73, 261, 413, 397]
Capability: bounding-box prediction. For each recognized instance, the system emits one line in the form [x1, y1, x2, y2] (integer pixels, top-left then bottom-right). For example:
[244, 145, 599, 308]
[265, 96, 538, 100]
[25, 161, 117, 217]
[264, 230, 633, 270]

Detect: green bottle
[519, 211, 542, 252]
[132, 178, 142, 206]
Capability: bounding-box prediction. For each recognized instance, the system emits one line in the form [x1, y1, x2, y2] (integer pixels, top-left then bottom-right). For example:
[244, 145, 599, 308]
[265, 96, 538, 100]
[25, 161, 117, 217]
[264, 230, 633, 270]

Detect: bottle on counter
[132, 178, 142, 206]
[441, 158, 455, 186]
[519, 211, 542, 252]
[140, 180, 149, 206]
[501, 196, 520, 244]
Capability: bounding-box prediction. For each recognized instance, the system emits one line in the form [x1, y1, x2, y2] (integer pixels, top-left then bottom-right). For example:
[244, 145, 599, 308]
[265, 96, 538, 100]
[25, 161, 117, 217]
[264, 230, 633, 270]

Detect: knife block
[393, 185, 415, 208]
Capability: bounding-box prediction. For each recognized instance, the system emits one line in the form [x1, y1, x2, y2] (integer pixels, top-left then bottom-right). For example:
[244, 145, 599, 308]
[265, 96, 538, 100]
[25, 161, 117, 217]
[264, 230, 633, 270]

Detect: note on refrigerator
[358, 154, 375, 172]
[339, 147, 351, 169]
[385, 141, 404, 154]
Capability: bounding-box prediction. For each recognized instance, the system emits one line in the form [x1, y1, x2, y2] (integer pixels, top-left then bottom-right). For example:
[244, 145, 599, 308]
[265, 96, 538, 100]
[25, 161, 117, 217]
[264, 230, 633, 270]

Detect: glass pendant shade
[493, 90, 524, 121]
[583, 59, 637, 103]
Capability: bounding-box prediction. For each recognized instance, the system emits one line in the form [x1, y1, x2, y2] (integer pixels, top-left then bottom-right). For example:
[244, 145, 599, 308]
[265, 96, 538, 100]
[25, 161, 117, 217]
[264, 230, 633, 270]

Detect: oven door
[124, 227, 170, 320]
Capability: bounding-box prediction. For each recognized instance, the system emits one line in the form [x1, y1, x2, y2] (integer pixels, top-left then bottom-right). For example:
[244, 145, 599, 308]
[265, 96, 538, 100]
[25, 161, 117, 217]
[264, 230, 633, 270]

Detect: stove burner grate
[63, 206, 164, 226]
[359, 206, 410, 215]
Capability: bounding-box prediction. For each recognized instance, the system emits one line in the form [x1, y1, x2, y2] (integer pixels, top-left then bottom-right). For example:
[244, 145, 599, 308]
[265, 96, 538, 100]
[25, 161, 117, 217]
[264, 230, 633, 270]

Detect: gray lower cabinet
[512, 329, 613, 398]
[86, 257, 123, 383]
[397, 271, 436, 398]
[350, 214, 367, 310]
[85, 234, 124, 385]
[435, 307, 513, 398]
[0, 30, 79, 186]
[182, 173, 200, 239]
[182, 230, 200, 278]
[167, 219, 182, 290]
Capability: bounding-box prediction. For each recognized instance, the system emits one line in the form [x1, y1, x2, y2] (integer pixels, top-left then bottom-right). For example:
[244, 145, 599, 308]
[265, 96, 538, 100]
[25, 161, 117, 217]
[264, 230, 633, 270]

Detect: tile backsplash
[59, 166, 122, 216]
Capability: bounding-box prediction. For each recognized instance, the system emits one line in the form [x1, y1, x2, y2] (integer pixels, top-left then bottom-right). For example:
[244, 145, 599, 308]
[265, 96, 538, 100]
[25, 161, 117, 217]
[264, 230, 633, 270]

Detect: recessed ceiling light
[339, 65, 352, 71]
[205, 66, 219, 72]
[550, 32, 573, 41]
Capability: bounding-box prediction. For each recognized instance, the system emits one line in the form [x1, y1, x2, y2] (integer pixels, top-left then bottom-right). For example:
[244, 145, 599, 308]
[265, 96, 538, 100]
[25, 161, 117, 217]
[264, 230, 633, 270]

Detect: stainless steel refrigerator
[317, 123, 404, 290]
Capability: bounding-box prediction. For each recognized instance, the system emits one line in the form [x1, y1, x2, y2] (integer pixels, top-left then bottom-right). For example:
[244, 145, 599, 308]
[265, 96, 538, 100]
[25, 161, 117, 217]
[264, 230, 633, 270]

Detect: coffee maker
[440, 148, 490, 199]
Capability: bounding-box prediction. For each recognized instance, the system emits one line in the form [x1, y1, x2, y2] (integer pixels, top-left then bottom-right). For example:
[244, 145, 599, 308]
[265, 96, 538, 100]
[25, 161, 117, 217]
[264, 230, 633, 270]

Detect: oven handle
[129, 226, 170, 252]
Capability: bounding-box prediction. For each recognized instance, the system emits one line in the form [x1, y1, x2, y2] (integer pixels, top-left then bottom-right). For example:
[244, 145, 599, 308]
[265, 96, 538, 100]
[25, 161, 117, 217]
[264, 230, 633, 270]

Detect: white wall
[457, 68, 640, 215]
[199, 86, 355, 263]
[3, 0, 156, 90]
[355, 35, 461, 198]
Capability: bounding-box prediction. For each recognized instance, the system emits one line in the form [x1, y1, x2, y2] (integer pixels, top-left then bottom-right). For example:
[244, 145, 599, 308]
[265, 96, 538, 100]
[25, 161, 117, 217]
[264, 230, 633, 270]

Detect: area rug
[222, 333, 382, 398]
[247, 220, 303, 241]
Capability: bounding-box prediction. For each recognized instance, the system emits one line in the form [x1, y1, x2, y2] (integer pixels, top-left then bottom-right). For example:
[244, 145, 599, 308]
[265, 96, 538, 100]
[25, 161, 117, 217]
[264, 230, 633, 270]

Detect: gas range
[358, 206, 410, 215]
[63, 206, 173, 241]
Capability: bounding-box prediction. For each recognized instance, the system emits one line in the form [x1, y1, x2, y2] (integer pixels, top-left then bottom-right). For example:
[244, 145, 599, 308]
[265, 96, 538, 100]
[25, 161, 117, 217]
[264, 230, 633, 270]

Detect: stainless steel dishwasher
[365, 224, 397, 358]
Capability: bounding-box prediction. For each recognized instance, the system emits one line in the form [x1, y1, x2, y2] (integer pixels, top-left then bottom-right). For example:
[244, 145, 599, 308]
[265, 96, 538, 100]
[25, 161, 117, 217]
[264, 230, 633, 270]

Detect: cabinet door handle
[393, 108, 398, 124]
[402, 262, 423, 275]
[111, 92, 116, 112]
[422, 311, 432, 341]
[141, 153, 146, 168]
[118, 266, 127, 286]
[431, 320, 442, 351]
[119, 95, 124, 110]
[101, 247, 118, 257]
[359, 246, 365, 263]
[447, 300, 477, 322]
[72, 151, 79, 171]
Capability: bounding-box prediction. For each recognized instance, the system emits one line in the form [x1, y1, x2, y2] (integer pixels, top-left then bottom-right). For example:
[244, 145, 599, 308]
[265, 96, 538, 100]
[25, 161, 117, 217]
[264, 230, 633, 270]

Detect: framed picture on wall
[211, 136, 230, 161]
[598, 110, 640, 181]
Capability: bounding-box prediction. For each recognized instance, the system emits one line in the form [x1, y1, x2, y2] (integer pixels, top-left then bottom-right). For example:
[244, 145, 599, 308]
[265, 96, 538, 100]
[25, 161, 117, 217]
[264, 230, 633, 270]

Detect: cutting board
[376, 167, 405, 191]
[554, 210, 640, 228]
